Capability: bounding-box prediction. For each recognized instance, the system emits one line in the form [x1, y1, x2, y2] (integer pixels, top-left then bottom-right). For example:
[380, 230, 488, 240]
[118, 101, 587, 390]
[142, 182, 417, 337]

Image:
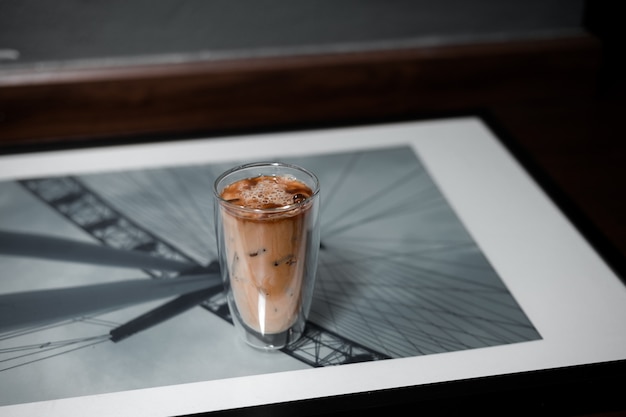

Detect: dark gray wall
[0, 0, 585, 69]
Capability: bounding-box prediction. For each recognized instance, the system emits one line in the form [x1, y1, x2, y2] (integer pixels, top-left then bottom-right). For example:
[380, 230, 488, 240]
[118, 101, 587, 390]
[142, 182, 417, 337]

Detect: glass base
[234, 313, 306, 351]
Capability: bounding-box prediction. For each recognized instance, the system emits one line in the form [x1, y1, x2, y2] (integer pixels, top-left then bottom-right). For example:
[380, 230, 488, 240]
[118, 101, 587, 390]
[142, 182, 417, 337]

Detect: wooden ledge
[0, 34, 601, 145]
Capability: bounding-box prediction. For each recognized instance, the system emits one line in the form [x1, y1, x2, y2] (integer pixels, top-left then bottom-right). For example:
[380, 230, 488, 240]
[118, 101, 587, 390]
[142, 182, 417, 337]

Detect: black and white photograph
[0, 137, 542, 406]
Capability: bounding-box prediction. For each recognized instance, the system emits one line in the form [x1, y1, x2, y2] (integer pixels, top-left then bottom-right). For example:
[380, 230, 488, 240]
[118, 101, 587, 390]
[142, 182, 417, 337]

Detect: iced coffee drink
[214, 163, 320, 350]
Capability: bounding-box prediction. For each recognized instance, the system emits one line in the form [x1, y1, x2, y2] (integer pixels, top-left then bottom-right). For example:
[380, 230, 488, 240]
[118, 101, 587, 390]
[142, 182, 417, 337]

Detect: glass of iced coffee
[213, 162, 320, 350]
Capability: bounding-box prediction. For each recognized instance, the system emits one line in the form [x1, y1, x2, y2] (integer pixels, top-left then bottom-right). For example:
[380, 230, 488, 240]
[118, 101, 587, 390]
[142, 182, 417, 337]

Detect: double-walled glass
[213, 162, 320, 350]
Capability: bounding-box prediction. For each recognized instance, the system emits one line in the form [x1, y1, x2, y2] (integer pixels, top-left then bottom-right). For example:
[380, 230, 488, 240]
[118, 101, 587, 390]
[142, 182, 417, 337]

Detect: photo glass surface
[0, 145, 541, 406]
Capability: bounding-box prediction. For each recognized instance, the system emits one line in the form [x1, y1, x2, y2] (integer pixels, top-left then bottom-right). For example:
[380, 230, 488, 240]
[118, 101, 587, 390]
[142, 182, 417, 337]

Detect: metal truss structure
[19, 176, 389, 367]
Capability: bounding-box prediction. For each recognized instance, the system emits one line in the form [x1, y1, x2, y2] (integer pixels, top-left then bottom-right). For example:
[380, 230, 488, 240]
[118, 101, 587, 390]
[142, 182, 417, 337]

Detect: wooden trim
[0, 35, 601, 146]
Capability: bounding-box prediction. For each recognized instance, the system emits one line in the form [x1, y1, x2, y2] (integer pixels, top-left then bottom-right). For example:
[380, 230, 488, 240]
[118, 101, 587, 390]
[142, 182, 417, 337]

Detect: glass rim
[213, 162, 320, 214]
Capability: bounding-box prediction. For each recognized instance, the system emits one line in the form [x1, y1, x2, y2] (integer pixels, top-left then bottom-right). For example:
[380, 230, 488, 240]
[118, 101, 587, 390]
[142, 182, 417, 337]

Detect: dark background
[0, 0, 585, 67]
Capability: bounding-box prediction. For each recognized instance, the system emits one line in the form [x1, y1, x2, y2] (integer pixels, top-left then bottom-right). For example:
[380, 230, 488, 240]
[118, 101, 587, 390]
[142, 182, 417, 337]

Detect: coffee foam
[238, 177, 294, 208]
[221, 175, 312, 210]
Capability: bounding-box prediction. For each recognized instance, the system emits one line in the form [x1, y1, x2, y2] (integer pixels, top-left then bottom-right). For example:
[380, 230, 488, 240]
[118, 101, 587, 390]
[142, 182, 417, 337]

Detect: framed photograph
[1, 116, 624, 416]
